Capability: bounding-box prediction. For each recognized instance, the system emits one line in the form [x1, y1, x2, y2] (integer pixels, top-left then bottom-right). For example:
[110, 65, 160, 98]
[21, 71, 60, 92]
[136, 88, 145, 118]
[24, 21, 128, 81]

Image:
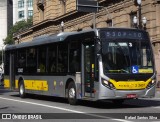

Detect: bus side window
[58, 44, 68, 72]
[48, 45, 57, 73]
[19, 56, 25, 67]
[18, 50, 26, 68]
[38, 46, 46, 73]
[26, 48, 37, 73]
[69, 41, 81, 73]
[70, 50, 79, 72]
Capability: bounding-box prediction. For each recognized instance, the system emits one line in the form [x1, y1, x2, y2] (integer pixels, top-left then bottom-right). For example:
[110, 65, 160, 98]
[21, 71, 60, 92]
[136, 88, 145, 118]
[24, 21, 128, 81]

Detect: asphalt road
[0, 88, 160, 122]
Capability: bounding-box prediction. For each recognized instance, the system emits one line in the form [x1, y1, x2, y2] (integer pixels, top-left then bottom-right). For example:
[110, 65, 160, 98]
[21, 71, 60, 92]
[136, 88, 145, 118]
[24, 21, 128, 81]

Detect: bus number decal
[18, 68, 23, 73]
[129, 43, 132, 47]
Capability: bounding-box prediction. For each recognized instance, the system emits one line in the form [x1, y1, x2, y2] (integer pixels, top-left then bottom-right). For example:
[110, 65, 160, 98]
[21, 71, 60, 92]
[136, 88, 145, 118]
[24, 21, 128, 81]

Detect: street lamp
[133, 16, 147, 29]
[61, 21, 64, 32]
[142, 17, 147, 30]
[133, 0, 147, 30]
[133, 16, 138, 28]
[142, 17, 147, 25]
[137, 0, 142, 29]
[137, 0, 141, 5]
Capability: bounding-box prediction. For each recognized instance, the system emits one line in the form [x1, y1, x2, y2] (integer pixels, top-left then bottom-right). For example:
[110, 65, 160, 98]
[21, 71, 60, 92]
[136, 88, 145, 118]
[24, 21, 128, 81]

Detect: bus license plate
[126, 94, 137, 98]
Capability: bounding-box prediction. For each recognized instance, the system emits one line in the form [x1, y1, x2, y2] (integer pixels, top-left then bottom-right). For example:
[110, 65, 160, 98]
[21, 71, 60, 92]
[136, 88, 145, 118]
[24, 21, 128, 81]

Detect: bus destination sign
[101, 30, 147, 40]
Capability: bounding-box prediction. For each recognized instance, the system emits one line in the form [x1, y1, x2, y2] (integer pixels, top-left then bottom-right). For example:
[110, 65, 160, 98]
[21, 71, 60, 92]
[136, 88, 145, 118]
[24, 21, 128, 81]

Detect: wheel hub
[69, 88, 75, 98]
[20, 85, 24, 95]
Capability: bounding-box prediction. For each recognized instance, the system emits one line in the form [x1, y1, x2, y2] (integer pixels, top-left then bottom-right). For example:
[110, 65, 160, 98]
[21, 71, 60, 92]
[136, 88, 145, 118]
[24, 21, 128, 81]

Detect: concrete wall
[0, 1, 8, 49]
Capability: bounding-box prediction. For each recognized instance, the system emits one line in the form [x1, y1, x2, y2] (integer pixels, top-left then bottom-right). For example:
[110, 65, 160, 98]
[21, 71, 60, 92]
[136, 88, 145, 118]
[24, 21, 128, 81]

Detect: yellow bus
[4, 28, 156, 105]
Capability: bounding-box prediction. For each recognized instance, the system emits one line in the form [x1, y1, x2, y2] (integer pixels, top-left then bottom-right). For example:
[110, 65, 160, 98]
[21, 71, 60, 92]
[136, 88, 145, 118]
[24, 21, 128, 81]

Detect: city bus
[3, 28, 156, 105]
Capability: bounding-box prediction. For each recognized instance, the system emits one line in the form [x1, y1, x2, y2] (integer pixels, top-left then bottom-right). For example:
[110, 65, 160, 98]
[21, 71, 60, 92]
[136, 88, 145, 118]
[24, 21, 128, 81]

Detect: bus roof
[5, 29, 98, 51]
[5, 27, 146, 51]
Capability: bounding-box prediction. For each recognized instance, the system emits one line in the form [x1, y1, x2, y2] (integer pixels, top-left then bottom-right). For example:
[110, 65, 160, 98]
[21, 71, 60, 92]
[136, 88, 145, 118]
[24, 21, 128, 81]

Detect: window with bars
[18, 11, 25, 18]
[18, 0, 24, 8]
[28, 10, 33, 17]
[27, 0, 33, 7]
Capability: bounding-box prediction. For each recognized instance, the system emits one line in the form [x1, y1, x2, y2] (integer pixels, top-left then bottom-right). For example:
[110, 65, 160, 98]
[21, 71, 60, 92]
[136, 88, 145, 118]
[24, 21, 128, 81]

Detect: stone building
[13, 0, 160, 80]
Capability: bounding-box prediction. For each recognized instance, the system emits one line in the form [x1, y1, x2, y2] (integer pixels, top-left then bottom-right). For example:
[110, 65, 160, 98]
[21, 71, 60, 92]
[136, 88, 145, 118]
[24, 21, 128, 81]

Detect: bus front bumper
[98, 85, 156, 100]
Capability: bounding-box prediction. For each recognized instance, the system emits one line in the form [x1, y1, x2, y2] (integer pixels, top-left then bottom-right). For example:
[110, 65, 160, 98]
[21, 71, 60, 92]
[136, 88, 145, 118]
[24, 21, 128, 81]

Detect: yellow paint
[24, 80, 48, 91]
[4, 79, 18, 89]
[139, 69, 153, 73]
[24, 80, 34, 89]
[54, 81, 56, 87]
[109, 78, 152, 90]
[108, 70, 121, 72]
[4, 79, 10, 88]
[15, 80, 18, 89]
[92, 64, 94, 69]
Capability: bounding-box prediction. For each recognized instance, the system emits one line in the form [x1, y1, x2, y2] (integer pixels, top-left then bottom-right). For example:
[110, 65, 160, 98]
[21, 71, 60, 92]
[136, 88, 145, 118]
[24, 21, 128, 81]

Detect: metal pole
[93, 13, 96, 29]
[138, 4, 142, 29]
[2, 46, 3, 65]
[62, 26, 64, 32]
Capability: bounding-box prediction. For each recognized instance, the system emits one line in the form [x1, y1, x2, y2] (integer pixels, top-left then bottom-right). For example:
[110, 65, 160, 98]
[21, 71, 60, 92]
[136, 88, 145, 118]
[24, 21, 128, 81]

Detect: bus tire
[68, 82, 78, 105]
[19, 81, 26, 98]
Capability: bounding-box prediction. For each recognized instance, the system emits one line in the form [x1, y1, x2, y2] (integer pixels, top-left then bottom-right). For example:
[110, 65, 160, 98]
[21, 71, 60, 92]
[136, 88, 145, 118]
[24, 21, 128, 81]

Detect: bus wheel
[68, 82, 78, 105]
[19, 81, 26, 98]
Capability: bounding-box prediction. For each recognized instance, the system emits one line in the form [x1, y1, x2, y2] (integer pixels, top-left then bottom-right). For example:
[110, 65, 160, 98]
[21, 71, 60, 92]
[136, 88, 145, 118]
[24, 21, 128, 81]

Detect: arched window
[60, 0, 66, 14]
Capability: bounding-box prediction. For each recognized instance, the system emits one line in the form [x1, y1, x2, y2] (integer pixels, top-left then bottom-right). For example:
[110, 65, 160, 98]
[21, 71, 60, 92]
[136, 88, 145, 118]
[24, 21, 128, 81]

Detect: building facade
[13, 0, 33, 24]
[14, 0, 160, 80]
[0, 0, 13, 49]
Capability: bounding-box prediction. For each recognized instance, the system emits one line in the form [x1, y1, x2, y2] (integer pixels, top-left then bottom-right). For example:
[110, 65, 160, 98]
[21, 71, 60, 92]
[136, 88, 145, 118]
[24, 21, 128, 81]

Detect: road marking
[153, 106, 160, 109]
[0, 96, 132, 122]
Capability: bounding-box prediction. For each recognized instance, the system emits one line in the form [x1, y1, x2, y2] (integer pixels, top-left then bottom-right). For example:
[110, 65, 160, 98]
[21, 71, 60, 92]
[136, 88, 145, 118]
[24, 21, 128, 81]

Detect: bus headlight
[102, 79, 115, 89]
[147, 79, 156, 89]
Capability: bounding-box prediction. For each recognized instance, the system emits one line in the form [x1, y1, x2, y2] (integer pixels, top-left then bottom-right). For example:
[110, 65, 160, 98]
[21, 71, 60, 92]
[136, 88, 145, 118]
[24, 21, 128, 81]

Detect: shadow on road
[0, 89, 13, 95]
[11, 94, 69, 104]
[8, 93, 160, 109]
[78, 99, 160, 109]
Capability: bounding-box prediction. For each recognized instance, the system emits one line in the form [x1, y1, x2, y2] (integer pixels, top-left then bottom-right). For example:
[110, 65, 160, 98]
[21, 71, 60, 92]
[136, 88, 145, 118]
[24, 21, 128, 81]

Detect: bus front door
[82, 42, 95, 98]
[9, 53, 15, 90]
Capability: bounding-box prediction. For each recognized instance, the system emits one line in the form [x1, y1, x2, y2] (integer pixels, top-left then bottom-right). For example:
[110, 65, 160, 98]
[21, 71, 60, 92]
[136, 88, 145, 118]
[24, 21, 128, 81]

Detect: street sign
[77, 0, 99, 13]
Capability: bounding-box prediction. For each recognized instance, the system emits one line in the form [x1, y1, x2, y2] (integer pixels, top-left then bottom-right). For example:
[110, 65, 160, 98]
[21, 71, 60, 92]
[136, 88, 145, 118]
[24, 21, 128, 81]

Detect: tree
[3, 18, 33, 45]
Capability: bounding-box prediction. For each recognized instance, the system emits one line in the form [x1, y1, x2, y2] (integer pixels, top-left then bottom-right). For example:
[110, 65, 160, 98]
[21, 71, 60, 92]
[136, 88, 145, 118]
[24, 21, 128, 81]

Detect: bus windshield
[102, 40, 153, 74]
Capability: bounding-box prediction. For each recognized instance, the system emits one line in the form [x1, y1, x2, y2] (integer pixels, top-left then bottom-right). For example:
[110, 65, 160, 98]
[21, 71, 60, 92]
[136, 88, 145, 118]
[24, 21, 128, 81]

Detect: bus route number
[18, 68, 23, 73]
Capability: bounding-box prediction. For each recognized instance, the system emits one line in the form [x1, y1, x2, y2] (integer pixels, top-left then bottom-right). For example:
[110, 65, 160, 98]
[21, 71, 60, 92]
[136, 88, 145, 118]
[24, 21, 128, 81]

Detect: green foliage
[3, 18, 33, 45]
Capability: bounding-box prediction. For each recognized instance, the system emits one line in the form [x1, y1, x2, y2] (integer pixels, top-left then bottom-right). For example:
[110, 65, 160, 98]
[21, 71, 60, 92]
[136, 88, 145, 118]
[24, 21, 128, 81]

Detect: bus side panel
[17, 75, 76, 98]
[24, 80, 48, 91]
[3, 77, 18, 89]
[4, 79, 10, 88]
